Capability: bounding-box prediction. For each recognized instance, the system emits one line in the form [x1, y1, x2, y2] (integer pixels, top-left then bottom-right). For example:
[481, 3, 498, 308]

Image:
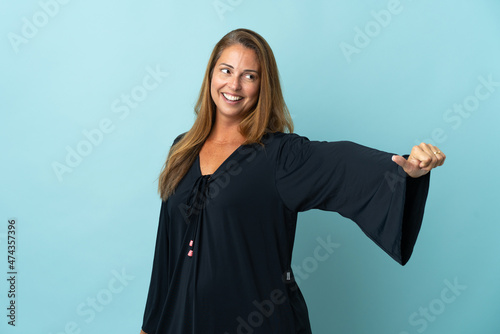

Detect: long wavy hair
[158, 28, 294, 200]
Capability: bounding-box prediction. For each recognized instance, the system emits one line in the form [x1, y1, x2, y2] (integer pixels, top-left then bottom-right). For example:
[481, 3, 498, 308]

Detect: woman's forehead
[216, 44, 260, 71]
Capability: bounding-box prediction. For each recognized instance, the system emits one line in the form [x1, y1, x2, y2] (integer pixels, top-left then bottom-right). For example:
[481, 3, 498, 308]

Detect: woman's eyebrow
[219, 63, 258, 73]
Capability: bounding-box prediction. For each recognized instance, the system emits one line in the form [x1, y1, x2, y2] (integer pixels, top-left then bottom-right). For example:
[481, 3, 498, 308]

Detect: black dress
[141, 131, 430, 334]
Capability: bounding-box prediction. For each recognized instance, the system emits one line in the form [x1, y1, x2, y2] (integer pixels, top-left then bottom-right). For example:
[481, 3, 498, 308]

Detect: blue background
[1, 0, 499, 333]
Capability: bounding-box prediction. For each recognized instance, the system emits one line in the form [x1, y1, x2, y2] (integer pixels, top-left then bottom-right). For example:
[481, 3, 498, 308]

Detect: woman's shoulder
[172, 132, 188, 145]
[169, 131, 308, 149]
[262, 131, 308, 144]
[262, 132, 312, 151]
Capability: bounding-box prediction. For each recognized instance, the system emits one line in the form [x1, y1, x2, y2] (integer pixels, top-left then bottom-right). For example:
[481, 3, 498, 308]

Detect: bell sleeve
[141, 200, 169, 333]
[275, 133, 430, 265]
[141, 133, 185, 333]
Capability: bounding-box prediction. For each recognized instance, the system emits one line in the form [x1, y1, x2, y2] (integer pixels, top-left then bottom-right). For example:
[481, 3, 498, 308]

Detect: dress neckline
[197, 144, 244, 177]
[195, 132, 274, 177]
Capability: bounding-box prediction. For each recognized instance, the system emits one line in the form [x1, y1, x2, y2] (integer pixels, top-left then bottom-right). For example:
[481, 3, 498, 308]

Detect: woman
[140, 28, 445, 334]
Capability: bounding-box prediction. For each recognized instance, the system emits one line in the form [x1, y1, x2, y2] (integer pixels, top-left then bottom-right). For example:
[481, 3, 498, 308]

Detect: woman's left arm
[392, 142, 446, 178]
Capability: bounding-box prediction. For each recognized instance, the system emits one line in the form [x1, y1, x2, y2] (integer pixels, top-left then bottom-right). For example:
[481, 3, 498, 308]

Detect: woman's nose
[228, 76, 241, 90]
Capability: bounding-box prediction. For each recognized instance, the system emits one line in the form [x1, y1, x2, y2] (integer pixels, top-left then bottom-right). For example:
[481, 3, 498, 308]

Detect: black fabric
[141, 132, 430, 334]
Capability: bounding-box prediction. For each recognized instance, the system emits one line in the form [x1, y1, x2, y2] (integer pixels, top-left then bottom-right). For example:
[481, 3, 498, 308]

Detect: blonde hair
[158, 28, 293, 200]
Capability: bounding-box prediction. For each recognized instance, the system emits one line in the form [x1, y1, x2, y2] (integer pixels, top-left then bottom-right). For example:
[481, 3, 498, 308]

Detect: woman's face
[210, 44, 261, 122]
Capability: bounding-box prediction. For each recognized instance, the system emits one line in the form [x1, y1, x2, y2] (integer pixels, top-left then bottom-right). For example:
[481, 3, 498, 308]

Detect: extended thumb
[391, 155, 407, 168]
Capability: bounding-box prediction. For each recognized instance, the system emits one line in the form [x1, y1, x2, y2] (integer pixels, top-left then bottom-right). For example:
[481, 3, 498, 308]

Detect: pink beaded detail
[187, 250, 193, 257]
[189, 240, 194, 247]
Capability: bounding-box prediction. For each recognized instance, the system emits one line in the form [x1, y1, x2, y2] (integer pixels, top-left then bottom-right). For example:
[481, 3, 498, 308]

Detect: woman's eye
[245, 74, 255, 80]
[221, 68, 230, 74]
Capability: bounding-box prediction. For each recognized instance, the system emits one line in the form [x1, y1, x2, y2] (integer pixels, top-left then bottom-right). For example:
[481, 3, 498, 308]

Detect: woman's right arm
[140, 330, 147, 334]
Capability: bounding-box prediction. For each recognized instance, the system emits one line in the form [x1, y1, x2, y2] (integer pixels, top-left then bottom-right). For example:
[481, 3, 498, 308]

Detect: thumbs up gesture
[392, 143, 446, 178]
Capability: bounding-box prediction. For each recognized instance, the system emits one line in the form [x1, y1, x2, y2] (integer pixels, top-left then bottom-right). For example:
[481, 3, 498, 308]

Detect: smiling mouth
[222, 93, 243, 101]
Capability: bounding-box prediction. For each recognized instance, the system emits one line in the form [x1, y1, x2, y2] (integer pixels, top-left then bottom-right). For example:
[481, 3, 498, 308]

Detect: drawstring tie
[184, 174, 212, 257]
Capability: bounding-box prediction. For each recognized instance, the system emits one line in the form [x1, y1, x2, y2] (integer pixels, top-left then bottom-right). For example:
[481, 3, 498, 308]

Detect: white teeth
[223, 93, 243, 101]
